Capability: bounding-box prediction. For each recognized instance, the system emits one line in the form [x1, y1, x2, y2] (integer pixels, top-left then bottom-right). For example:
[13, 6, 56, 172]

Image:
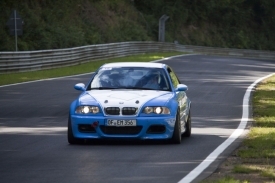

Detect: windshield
[88, 67, 171, 91]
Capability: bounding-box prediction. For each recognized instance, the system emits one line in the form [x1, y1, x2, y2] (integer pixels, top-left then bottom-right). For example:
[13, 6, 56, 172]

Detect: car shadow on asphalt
[70, 138, 184, 146]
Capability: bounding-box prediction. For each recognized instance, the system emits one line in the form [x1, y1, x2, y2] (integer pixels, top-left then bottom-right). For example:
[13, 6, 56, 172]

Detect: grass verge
[202, 74, 275, 183]
[0, 52, 185, 86]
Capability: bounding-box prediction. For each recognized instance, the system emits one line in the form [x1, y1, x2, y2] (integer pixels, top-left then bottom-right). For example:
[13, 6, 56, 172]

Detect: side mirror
[176, 84, 188, 91]
[74, 83, 86, 91]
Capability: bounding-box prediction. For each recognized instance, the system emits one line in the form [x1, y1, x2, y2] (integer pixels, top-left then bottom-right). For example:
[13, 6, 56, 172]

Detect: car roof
[101, 62, 166, 69]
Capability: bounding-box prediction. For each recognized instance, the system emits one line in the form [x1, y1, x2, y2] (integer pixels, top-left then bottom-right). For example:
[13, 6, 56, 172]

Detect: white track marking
[0, 72, 92, 88]
[178, 73, 274, 183]
[0, 127, 66, 135]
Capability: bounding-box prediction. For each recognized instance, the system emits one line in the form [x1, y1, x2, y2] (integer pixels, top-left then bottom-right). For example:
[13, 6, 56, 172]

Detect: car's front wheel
[170, 110, 181, 144]
[67, 115, 83, 144]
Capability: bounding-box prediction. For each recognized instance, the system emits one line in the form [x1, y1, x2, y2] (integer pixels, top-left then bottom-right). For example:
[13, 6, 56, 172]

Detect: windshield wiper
[140, 87, 157, 90]
[90, 87, 162, 90]
[118, 87, 144, 89]
[90, 87, 119, 90]
[117, 87, 158, 90]
[119, 86, 157, 90]
[136, 87, 169, 91]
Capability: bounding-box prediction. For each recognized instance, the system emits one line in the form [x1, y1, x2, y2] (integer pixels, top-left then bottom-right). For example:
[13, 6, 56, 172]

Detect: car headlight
[75, 106, 100, 114]
[143, 107, 170, 114]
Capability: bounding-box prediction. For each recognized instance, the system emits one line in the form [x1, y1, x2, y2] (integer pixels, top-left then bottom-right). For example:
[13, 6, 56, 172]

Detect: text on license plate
[107, 119, 136, 126]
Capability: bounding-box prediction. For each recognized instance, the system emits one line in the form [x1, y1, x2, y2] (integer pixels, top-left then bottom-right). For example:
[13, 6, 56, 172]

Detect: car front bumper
[70, 115, 176, 140]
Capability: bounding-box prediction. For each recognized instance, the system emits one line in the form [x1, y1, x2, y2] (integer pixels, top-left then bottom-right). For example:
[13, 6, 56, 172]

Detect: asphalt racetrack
[0, 54, 274, 183]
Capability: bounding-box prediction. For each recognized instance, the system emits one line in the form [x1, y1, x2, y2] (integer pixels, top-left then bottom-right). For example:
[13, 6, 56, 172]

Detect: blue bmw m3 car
[68, 62, 191, 144]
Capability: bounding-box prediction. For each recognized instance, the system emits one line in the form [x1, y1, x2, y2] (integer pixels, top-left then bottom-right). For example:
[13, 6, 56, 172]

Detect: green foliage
[261, 167, 275, 179]
[201, 176, 246, 183]
[233, 165, 260, 174]
[1, 0, 275, 51]
[253, 77, 275, 127]
[237, 128, 275, 158]
[135, 0, 275, 50]
[232, 165, 275, 179]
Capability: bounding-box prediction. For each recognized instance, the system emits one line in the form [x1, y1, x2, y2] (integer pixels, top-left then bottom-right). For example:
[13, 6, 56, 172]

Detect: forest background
[0, 0, 275, 51]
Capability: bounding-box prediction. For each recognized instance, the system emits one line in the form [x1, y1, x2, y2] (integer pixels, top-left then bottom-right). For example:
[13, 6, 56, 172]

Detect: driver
[143, 73, 159, 89]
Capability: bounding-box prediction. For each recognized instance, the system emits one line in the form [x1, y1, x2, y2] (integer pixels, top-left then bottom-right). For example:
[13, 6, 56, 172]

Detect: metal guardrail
[0, 41, 274, 74]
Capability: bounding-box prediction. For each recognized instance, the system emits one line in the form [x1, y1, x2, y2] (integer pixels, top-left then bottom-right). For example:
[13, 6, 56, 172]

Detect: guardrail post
[158, 14, 169, 42]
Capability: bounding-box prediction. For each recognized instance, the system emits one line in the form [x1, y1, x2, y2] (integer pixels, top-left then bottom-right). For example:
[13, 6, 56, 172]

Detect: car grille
[105, 107, 120, 115]
[104, 107, 137, 115]
[100, 126, 142, 135]
[122, 107, 137, 115]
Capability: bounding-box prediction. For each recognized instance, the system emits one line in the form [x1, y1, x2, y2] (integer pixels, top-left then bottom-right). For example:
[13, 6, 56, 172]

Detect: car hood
[78, 90, 173, 108]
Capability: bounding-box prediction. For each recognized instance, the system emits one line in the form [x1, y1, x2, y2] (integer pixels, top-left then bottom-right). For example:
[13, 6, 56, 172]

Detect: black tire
[170, 110, 181, 144]
[67, 115, 83, 144]
[183, 110, 191, 137]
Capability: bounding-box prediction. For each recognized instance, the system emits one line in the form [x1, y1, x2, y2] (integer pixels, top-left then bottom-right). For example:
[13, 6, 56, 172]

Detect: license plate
[106, 119, 136, 126]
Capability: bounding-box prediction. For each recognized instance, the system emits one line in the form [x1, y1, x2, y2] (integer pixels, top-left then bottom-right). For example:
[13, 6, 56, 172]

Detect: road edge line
[178, 73, 274, 183]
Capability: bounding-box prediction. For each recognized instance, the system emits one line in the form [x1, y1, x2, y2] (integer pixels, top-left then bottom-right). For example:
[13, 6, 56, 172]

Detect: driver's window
[168, 68, 180, 88]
